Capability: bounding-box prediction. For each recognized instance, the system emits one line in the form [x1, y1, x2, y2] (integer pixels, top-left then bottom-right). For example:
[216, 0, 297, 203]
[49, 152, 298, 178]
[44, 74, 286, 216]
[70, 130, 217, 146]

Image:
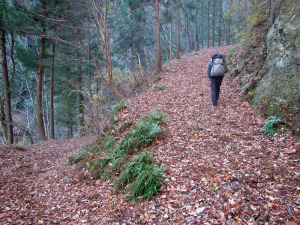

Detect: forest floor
[1, 46, 299, 224]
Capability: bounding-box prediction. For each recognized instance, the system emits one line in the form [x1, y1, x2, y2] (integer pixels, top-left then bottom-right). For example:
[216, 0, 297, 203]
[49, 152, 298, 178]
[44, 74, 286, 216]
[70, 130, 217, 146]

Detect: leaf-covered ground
[1, 46, 299, 224]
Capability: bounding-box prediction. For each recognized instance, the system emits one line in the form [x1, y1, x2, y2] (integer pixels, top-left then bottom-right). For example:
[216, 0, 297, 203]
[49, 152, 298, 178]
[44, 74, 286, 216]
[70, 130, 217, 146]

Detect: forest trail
[1, 46, 299, 224]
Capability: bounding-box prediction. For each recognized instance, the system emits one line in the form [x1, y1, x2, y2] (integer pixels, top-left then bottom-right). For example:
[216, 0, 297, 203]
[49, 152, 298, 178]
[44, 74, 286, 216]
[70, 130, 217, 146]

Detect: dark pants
[210, 77, 223, 106]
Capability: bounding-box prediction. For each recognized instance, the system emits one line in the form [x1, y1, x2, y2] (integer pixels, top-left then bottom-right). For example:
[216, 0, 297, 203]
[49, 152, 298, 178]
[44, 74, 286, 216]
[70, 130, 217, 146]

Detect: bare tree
[63, 0, 124, 101]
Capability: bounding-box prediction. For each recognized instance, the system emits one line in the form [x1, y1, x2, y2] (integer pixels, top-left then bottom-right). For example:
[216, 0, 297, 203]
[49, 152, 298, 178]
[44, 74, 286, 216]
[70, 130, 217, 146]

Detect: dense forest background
[0, 0, 270, 144]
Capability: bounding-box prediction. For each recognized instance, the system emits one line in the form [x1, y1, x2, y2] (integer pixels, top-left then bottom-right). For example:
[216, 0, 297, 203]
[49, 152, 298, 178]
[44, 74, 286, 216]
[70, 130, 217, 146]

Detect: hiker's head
[211, 54, 223, 60]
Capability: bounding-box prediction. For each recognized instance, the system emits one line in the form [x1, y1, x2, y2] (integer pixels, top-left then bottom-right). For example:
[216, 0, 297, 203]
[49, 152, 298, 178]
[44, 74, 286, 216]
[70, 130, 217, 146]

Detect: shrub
[261, 116, 285, 136]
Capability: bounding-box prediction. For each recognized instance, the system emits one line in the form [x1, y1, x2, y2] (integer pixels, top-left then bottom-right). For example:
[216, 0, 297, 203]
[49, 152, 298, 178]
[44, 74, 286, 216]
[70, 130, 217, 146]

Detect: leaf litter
[0, 46, 299, 224]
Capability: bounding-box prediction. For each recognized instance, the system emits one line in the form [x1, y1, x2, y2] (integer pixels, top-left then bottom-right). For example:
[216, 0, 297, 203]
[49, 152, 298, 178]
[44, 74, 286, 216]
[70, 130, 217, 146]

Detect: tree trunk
[218, 0, 222, 46]
[201, 4, 204, 48]
[88, 32, 94, 132]
[156, 0, 162, 73]
[37, 2, 47, 141]
[9, 32, 15, 80]
[170, 23, 173, 59]
[176, 0, 180, 59]
[0, 96, 8, 141]
[212, 0, 215, 47]
[228, 0, 231, 45]
[77, 51, 85, 137]
[1, 3, 14, 144]
[67, 69, 71, 139]
[161, 24, 170, 61]
[207, 0, 210, 48]
[195, 5, 199, 49]
[50, 38, 55, 139]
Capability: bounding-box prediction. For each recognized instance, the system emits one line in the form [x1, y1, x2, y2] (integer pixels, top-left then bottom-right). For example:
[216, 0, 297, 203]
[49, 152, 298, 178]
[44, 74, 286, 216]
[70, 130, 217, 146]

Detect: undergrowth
[67, 111, 166, 200]
[261, 116, 285, 136]
[111, 101, 126, 123]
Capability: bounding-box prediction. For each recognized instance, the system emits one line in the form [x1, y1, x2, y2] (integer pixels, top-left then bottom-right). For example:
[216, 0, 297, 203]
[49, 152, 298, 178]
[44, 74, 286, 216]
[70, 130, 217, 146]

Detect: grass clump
[67, 111, 166, 201]
[67, 149, 89, 165]
[116, 151, 164, 200]
[261, 116, 285, 136]
[100, 111, 166, 180]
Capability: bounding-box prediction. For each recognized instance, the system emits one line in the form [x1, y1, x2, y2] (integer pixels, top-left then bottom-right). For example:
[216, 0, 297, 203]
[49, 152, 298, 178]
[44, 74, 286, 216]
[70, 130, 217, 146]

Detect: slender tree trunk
[66, 69, 71, 139]
[160, 23, 169, 61]
[176, 0, 180, 59]
[207, 0, 210, 48]
[195, 5, 199, 49]
[170, 23, 173, 59]
[37, 2, 47, 141]
[228, 0, 231, 45]
[201, 4, 204, 48]
[88, 32, 94, 132]
[50, 38, 55, 139]
[130, 45, 136, 76]
[9, 32, 15, 80]
[156, 0, 162, 73]
[212, 0, 215, 47]
[77, 51, 85, 137]
[1, 3, 13, 144]
[218, 0, 222, 46]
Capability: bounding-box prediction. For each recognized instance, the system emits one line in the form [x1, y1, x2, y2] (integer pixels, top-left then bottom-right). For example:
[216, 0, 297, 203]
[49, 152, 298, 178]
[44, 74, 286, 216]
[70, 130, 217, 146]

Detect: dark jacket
[207, 54, 229, 79]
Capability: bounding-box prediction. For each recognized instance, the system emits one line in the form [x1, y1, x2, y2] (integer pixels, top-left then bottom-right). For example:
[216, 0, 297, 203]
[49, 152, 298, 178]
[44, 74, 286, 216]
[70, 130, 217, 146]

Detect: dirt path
[1, 46, 299, 224]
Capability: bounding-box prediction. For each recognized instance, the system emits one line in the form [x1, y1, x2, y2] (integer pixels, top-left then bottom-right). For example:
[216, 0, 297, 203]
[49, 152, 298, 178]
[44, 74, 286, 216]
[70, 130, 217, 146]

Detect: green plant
[146, 111, 167, 125]
[116, 152, 164, 200]
[115, 151, 153, 190]
[111, 101, 126, 123]
[261, 116, 285, 136]
[67, 149, 89, 165]
[104, 138, 116, 149]
[129, 163, 164, 200]
[152, 84, 165, 91]
[241, 85, 250, 93]
[118, 120, 133, 133]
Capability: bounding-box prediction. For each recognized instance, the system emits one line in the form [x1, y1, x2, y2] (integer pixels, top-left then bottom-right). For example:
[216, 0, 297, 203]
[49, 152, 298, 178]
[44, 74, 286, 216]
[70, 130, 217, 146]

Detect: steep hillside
[229, 0, 300, 137]
[0, 46, 299, 224]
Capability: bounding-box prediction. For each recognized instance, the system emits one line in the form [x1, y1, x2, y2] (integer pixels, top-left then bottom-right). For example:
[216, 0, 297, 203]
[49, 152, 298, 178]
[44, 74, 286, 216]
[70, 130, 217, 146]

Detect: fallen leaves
[1, 46, 300, 224]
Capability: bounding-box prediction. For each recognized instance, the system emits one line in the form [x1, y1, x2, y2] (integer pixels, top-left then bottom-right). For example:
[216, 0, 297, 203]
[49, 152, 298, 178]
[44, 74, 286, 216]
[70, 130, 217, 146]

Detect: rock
[249, 0, 300, 136]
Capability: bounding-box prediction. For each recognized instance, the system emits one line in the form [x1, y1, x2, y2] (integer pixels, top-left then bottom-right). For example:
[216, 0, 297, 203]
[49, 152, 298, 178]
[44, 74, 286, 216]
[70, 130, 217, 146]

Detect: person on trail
[206, 54, 229, 106]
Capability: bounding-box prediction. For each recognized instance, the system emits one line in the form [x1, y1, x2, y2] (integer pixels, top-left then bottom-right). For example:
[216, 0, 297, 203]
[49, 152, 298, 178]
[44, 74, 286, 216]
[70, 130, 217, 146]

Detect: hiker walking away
[207, 54, 229, 106]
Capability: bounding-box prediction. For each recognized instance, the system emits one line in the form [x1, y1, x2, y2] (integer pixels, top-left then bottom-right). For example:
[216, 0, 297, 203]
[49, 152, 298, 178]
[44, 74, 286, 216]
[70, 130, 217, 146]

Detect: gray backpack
[211, 58, 225, 76]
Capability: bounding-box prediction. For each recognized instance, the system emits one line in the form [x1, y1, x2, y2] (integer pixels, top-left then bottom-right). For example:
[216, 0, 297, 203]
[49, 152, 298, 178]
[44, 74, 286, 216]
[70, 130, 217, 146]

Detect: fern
[67, 149, 89, 165]
[261, 116, 284, 136]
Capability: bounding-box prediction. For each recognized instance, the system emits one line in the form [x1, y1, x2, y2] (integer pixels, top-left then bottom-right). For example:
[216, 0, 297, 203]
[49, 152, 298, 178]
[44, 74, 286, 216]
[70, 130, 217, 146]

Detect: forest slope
[0, 46, 299, 224]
